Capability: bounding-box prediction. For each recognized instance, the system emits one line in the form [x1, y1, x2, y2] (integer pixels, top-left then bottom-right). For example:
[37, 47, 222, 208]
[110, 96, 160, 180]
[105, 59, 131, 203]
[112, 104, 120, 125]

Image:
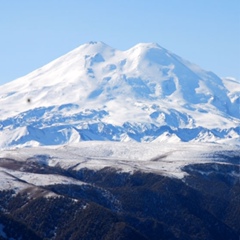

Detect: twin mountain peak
[0, 41, 239, 148]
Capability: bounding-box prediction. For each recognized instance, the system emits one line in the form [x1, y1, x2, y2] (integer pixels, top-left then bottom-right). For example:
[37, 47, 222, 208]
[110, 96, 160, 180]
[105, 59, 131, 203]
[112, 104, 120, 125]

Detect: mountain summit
[0, 42, 239, 148]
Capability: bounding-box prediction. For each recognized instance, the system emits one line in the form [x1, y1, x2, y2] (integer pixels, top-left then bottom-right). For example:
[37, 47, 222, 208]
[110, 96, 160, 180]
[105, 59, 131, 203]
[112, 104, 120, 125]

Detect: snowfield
[0, 141, 239, 192]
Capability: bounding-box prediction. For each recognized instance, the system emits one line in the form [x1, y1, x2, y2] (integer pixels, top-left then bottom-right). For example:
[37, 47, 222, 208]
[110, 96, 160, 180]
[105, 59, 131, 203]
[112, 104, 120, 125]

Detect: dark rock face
[0, 160, 239, 240]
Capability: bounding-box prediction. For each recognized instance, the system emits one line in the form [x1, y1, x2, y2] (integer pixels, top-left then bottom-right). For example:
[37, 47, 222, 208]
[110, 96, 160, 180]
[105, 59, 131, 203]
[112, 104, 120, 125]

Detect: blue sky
[0, 0, 239, 86]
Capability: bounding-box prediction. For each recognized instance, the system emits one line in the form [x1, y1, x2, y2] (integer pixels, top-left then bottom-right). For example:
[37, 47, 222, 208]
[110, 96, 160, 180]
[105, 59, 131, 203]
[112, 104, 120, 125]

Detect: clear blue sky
[0, 0, 239, 86]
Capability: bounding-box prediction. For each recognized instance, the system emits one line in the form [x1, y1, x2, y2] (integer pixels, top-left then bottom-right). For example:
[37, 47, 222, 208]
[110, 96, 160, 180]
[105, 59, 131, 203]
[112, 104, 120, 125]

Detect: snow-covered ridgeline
[0, 141, 238, 187]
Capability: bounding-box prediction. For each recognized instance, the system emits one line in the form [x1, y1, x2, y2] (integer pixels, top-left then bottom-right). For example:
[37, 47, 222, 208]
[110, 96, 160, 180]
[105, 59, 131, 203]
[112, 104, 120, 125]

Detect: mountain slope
[0, 142, 239, 239]
[0, 41, 239, 148]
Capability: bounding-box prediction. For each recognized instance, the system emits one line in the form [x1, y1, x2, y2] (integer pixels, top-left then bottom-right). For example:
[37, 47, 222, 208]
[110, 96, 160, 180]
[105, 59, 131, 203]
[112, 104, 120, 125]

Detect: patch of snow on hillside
[0, 142, 238, 180]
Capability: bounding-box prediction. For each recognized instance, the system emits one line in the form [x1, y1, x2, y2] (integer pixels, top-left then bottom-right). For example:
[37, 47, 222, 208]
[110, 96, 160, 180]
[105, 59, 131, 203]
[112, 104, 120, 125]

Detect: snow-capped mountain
[0, 41, 239, 148]
[0, 40, 239, 239]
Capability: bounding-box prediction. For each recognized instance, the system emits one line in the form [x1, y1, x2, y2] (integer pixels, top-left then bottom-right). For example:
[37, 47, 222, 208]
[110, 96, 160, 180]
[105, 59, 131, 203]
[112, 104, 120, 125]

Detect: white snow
[0, 141, 238, 197]
[0, 141, 238, 189]
[4, 169, 86, 187]
[0, 170, 30, 192]
[222, 77, 240, 102]
[0, 41, 239, 148]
